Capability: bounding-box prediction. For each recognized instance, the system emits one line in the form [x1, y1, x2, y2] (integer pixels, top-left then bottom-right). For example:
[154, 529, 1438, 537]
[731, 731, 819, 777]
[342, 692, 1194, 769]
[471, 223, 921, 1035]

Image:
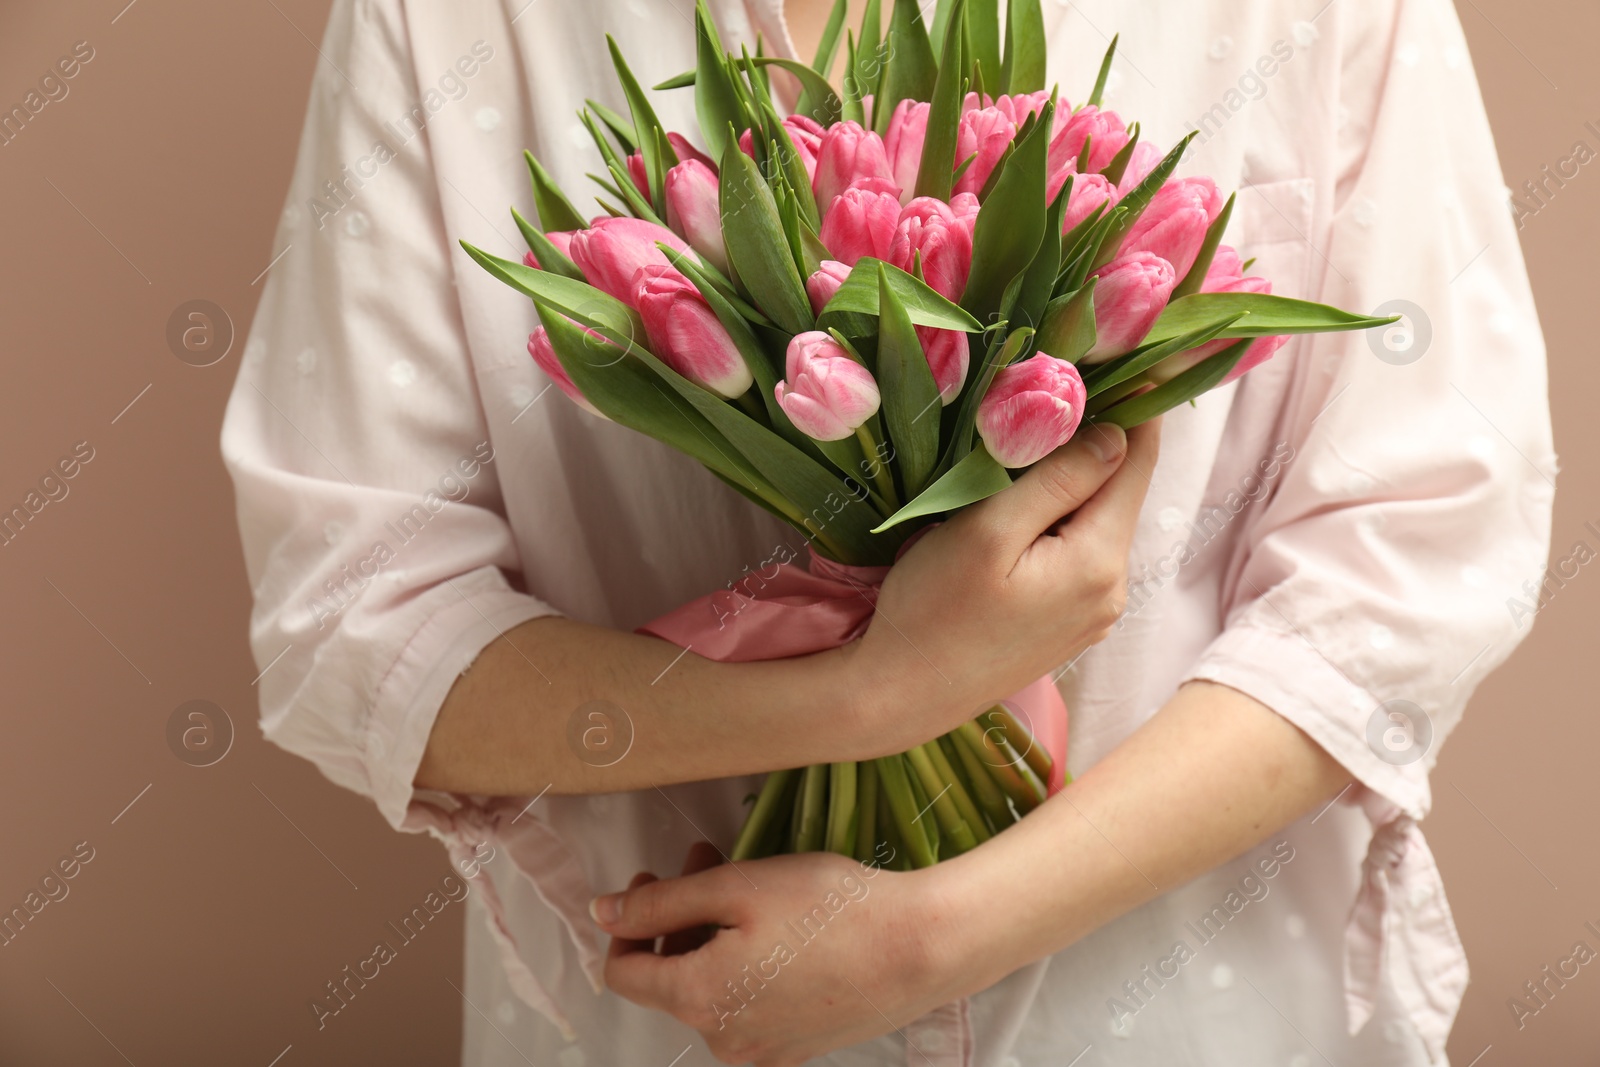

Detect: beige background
[0, 1, 1594, 1064]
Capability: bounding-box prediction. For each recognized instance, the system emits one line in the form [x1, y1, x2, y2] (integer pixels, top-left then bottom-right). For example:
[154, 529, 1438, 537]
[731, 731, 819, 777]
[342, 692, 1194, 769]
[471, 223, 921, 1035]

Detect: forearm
[416, 616, 880, 797]
[928, 679, 1351, 986]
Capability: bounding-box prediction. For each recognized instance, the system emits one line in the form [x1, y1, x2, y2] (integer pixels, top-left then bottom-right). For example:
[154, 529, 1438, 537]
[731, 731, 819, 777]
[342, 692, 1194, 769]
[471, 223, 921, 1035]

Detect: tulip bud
[522, 229, 578, 270]
[889, 201, 973, 302]
[1082, 252, 1177, 363]
[667, 132, 715, 168]
[1119, 176, 1226, 279]
[992, 91, 1053, 128]
[813, 120, 897, 212]
[1053, 172, 1114, 233]
[818, 177, 902, 265]
[1204, 244, 1245, 288]
[1047, 105, 1129, 177]
[739, 115, 826, 183]
[807, 260, 853, 315]
[664, 159, 728, 274]
[976, 353, 1087, 468]
[884, 100, 930, 202]
[954, 107, 1017, 197]
[774, 331, 881, 441]
[625, 152, 651, 204]
[567, 217, 693, 306]
[949, 192, 981, 235]
[634, 265, 753, 398]
[918, 326, 970, 404]
[528, 327, 606, 418]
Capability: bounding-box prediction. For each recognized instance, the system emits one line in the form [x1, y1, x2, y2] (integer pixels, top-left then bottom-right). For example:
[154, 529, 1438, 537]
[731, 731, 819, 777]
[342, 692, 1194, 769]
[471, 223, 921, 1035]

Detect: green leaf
[1142, 293, 1402, 345]
[653, 69, 697, 90]
[962, 100, 1051, 323]
[1081, 312, 1244, 397]
[580, 111, 664, 224]
[1000, 0, 1045, 93]
[511, 206, 584, 282]
[1034, 279, 1097, 361]
[1094, 339, 1251, 429]
[871, 444, 1011, 532]
[585, 98, 638, 153]
[1087, 33, 1117, 108]
[915, 0, 967, 201]
[1171, 192, 1235, 299]
[693, 0, 746, 164]
[1099, 123, 1139, 185]
[460, 241, 645, 343]
[854, 0, 884, 103]
[875, 0, 938, 134]
[607, 36, 678, 214]
[524, 151, 588, 233]
[1005, 173, 1066, 333]
[1095, 131, 1197, 267]
[929, 0, 957, 54]
[941, 325, 1032, 467]
[810, 0, 850, 79]
[966, 0, 1001, 90]
[841, 33, 866, 125]
[817, 258, 983, 334]
[719, 139, 815, 335]
[875, 264, 942, 498]
[748, 58, 844, 128]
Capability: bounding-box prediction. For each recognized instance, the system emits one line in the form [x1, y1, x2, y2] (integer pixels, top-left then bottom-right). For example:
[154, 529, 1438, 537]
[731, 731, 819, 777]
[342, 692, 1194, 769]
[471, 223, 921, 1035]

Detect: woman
[222, 0, 1553, 1063]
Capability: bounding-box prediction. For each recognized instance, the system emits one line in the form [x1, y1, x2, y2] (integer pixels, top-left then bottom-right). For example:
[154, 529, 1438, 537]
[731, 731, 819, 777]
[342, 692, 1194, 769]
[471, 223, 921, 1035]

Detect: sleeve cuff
[364, 567, 561, 829]
[1181, 621, 1431, 821]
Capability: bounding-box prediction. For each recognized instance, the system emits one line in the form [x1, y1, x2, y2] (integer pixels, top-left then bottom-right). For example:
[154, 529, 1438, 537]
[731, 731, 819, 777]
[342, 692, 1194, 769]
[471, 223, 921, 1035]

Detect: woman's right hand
[844, 420, 1160, 756]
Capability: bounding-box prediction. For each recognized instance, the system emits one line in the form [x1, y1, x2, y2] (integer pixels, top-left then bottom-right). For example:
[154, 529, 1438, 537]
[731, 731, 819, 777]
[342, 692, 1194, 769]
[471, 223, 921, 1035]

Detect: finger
[957, 424, 1127, 560]
[661, 842, 724, 956]
[605, 934, 693, 1014]
[604, 872, 660, 963]
[1055, 419, 1161, 547]
[590, 862, 741, 941]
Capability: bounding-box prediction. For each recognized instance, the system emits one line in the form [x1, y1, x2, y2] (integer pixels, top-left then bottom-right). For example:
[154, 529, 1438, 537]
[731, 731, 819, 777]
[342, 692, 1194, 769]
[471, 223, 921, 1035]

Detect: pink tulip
[528, 327, 606, 418]
[813, 120, 897, 212]
[664, 159, 728, 274]
[1145, 272, 1288, 385]
[1205, 244, 1245, 288]
[625, 152, 651, 203]
[774, 331, 881, 441]
[806, 260, 853, 315]
[522, 229, 578, 270]
[567, 217, 692, 306]
[1055, 172, 1115, 233]
[1047, 105, 1129, 178]
[884, 100, 930, 202]
[1222, 334, 1289, 383]
[950, 192, 981, 236]
[818, 177, 902, 265]
[889, 201, 973, 302]
[954, 107, 1017, 196]
[1117, 140, 1165, 196]
[961, 91, 991, 114]
[993, 91, 1053, 128]
[634, 265, 753, 398]
[918, 326, 970, 404]
[976, 353, 1087, 468]
[1083, 252, 1178, 363]
[667, 132, 715, 168]
[1119, 176, 1225, 280]
[739, 115, 825, 182]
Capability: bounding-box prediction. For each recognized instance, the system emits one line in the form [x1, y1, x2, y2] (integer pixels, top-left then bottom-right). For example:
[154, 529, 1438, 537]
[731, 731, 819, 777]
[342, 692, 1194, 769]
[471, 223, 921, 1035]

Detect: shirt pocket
[1233, 176, 1316, 300]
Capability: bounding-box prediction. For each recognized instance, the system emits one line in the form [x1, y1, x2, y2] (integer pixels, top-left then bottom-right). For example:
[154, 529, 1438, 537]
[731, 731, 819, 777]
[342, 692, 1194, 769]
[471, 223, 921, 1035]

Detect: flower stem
[905, 744, 979, 855]
[825, 762, 858, 855]
[875, 755, 938, 868]
[853, 423, 901, 512]
[731, 768, 799, 862]
[793, 764, 829, 852]
[853, 759, 880, 863]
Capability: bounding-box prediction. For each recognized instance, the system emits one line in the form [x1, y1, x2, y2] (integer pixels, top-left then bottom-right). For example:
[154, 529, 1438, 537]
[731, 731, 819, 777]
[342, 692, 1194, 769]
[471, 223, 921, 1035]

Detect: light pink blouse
[222, 0, 1555, 1063]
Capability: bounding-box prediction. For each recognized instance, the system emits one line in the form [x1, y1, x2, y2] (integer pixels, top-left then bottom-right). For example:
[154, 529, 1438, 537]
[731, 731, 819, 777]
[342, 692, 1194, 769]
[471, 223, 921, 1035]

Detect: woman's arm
[416, 422, 1155, 796]
[592, 679, 1347, 1066]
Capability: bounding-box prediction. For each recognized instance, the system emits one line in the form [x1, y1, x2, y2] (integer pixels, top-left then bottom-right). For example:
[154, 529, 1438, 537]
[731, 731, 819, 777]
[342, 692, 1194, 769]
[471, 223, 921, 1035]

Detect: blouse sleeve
[1183, 0, 1556, 820]
[220, 0, 560, 832]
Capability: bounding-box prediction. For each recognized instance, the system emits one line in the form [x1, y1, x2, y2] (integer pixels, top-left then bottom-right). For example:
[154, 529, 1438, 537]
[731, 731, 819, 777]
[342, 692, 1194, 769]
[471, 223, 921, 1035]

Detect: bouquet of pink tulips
[465, 0, 1393, 868]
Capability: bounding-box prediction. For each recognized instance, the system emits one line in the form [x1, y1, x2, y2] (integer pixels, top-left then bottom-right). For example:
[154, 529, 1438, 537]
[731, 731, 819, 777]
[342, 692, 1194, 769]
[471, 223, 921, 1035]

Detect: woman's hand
[847, 421, 1161, 755]
[597, 845, 979, 1067]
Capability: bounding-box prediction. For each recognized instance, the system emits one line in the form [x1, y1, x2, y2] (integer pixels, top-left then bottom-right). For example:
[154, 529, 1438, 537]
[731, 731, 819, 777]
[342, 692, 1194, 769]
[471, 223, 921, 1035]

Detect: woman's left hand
[595, 843, 984, 1067]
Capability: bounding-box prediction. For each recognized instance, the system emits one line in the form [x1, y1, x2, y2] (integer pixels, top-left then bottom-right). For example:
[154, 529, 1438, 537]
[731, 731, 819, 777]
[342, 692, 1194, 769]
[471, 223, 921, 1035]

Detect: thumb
[963, 424, 1127, 558]
[590, 864, 741, 940]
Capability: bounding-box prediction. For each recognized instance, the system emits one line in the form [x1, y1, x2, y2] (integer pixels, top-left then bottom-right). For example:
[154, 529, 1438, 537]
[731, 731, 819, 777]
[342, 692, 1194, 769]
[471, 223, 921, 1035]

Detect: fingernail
[589, 894, 621, 926]
[1085, 425, 1126, 464]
